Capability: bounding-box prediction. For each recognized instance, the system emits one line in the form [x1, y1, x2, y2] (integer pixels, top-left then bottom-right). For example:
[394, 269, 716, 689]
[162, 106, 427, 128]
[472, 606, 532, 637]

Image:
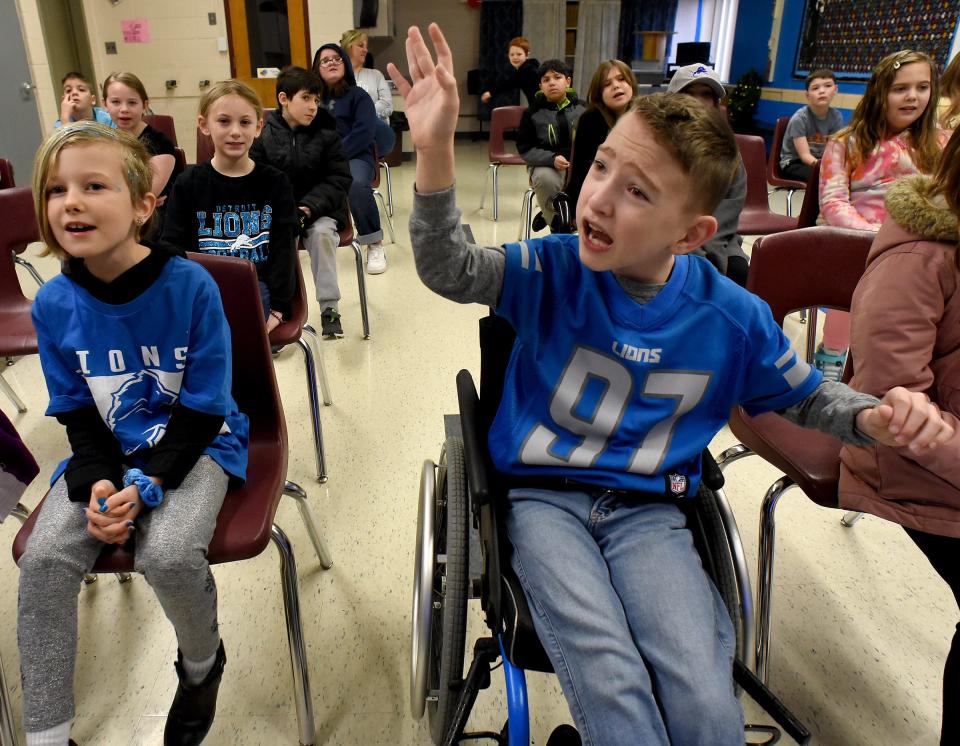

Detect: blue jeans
[506, 489, 744, 746]
[374, 118, 396, 158]
[258, 280, 270, 321]
[348, 158, 383, 245]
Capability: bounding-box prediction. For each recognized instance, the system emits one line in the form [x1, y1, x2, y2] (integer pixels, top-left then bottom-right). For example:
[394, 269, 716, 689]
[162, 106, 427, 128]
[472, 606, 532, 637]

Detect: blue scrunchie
[123, 468, 164, 508]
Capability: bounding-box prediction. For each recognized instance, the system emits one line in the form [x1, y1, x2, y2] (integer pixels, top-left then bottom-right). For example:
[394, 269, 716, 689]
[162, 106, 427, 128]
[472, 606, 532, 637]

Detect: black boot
[164, 641, 226, 745]
[531, 211, 547, 232]
[546, 724, 582, 746]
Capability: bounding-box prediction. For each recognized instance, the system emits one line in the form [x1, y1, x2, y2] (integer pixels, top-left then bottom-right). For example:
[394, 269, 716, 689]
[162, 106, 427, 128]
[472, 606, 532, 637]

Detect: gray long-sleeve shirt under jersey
[409, 186, 878, 445]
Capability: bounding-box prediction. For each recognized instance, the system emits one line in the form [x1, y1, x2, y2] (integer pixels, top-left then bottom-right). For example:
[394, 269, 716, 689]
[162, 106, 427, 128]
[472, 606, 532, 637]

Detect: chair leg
[479, 164, 492, 211]
[271, 524, 318, 746]
[519, 188, 535, 241]
[350, 240, 371, 339]
[283, 481, 334, 569]
[841, 511, 865, 527]
[117, 572, 133, 584]
[805, 308, 819, 364]
[712, 485, 757, 673]
[10, 502, 29, 524]
[755, 475, 796, 685]
[492, 164, 501, 221]
[14, 255, 44, 287]
[374, 191, 396, 244]
[785, 189, 796, 217]
[295, 337, 328, 483]
[0, 647, 17, 746]
[381, 161, 394, 217]
[799, 308, 807, 324]
[0, 372, 26, 414]
[302, 324, 332, 406]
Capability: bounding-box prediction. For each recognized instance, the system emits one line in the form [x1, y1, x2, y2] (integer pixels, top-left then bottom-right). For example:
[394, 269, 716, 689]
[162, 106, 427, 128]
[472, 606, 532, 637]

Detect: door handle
[20, 81, 34, 99]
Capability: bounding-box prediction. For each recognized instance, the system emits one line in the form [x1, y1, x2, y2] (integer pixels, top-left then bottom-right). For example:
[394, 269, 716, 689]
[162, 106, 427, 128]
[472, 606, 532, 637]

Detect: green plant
[727, 69, 763, 133]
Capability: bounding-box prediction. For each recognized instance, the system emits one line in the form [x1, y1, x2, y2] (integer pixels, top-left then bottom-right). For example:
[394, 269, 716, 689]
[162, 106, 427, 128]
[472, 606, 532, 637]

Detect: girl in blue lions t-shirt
[20, 122, 248, 746]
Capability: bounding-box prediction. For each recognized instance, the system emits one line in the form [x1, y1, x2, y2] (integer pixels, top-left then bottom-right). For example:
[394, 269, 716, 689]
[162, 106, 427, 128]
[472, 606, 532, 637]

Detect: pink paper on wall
[121, 19, 151, 44]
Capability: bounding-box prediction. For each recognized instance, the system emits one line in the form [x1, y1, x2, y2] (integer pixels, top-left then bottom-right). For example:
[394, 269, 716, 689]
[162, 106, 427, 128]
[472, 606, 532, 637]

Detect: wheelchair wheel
[410, 437, 470, 745]
[694, 484, 743, 658]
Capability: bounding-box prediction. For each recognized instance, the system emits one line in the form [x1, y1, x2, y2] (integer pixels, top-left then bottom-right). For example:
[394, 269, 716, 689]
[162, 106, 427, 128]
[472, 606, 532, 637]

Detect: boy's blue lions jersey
[32, 256, 249, 485]
[491, 235, 821, 496]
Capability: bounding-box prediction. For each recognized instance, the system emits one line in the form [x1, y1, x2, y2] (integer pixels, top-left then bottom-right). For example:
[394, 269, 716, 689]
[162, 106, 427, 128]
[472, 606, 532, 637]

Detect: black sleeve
[56, 407, 124, 503]
[140, 404, 225, 489]
[143, 127, 176, 158]
[161, 167, 196, 249]
[516, 108, 537, 155]
[567, 113, 606, 219]
[266, 171, 299, 317]
[249, 135, 267, 165]
[299, 132, 353, 220]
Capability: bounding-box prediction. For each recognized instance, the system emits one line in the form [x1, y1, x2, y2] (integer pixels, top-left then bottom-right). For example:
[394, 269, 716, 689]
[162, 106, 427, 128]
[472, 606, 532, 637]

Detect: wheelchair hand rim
[410, 458, 437, 719]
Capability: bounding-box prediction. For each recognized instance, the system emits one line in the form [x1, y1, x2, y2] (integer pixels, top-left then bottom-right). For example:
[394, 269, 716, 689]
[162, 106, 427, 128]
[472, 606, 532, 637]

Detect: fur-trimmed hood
[883, 174, 959, 243]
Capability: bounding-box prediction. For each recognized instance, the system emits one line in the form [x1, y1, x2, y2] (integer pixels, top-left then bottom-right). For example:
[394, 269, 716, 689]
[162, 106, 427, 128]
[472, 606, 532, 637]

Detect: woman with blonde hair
[340, 28, 396, 156]
[841, 126, 960, 746]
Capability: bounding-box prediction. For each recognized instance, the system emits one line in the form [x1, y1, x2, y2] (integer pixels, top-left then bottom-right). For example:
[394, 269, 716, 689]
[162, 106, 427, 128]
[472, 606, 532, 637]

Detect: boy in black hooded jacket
[250, 66, 353, 337]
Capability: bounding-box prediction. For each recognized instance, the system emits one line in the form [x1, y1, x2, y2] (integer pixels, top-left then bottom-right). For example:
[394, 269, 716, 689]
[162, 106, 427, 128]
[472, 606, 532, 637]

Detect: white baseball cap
[666, 63, 726, 100]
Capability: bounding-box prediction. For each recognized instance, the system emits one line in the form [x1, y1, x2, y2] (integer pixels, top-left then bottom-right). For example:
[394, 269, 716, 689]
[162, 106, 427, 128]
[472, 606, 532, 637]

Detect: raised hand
[386, 24, 459, 154]
[856, 386, 955, 452]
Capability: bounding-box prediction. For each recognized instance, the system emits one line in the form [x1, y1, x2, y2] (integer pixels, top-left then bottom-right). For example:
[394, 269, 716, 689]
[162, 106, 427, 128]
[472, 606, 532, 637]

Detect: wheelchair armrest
[701, 448, 725, 491]
[456, 369, 493, 505]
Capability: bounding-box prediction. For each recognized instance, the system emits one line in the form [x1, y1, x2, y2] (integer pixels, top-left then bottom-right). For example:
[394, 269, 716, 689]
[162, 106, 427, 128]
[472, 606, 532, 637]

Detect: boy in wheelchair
[390, 24, 953, 745]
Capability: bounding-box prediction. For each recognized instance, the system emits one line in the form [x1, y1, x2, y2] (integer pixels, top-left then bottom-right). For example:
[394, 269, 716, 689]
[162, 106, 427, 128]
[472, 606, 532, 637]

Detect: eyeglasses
[318, 56, 342, 67]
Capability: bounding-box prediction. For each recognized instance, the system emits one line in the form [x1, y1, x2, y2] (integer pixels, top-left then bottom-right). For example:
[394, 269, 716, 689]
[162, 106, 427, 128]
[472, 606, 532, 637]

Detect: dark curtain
[617, 0, 680, 65]
[477, 0, 524, 119]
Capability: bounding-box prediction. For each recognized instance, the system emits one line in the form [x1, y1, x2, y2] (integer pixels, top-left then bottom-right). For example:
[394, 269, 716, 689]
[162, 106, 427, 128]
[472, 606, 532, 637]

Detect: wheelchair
[410, 314, 813, 746]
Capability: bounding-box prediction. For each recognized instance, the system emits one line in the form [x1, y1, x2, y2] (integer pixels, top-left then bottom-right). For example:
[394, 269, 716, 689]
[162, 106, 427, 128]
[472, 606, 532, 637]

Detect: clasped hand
[85, 479, 143, 545]
[855, 386, 954, 452]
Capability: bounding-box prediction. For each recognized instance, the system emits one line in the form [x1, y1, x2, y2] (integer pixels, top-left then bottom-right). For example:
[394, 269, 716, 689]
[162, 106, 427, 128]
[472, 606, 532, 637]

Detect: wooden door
[224, 0, 311, 107]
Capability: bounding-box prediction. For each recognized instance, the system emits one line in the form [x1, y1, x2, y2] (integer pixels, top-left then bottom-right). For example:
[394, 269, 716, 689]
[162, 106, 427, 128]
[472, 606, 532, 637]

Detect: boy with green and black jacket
[250, 66, 353, 338]
[517, 59, 584, 232]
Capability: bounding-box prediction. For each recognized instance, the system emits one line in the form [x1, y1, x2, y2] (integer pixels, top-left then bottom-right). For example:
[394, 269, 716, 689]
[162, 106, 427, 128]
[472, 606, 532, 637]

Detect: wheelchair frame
[411, 315, 812, 746]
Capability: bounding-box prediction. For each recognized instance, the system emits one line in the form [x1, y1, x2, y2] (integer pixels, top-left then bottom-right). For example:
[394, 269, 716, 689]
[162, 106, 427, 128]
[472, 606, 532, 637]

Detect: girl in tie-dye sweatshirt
[816, 51, 947, 373]
[820, 50, 945, 232]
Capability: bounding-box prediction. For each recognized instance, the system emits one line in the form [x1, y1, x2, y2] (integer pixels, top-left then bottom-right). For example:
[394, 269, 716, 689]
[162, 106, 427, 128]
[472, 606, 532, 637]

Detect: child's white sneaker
[366, 243, 387, 274]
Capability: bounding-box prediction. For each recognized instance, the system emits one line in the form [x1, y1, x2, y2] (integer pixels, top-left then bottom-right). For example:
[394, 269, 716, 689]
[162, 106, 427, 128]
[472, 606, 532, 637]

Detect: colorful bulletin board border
[794, 0, 960, 80]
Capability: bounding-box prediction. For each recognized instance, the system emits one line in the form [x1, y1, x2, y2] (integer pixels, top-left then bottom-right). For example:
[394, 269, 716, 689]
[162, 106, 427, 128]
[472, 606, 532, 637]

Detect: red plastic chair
[270, 259, 333, 481]
[767, 117, 806, 216]
[371, 152, 395, 243]
[0, 158, 14, 190]
[337, 210, 371, 339]
[735, 134, 798, 235]
[716, 226, 875, 684]
[0, 187, 40, 413]
[11, 253, 332, 746]
[795, 159, 822, 229]
[480, 106, 529, 221]
[196, 127, 215, 164]
[144, 113, 178, 147]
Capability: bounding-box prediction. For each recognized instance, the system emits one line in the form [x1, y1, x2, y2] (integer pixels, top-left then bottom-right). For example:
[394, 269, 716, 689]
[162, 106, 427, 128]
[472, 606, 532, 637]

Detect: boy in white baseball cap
[667, 62, 748, 286]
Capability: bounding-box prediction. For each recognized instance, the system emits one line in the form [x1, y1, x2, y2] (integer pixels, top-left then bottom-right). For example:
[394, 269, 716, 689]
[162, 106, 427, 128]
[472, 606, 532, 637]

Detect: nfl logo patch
[668, 473, 688, 496]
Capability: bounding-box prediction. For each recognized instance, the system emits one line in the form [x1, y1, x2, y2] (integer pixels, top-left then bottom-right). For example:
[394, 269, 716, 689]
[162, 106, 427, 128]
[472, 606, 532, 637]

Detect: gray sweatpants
[303, 216, 342, 309]
[529, 166, 566, 224]
[17, 456, 228, 732]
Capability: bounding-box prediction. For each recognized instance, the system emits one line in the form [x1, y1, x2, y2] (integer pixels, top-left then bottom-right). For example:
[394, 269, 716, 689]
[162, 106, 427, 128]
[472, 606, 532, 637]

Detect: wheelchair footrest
[734, 660, 811, 745]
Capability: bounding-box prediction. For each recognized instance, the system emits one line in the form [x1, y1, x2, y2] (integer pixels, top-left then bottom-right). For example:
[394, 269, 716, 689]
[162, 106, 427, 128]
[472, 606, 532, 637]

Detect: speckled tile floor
[0, 141, 951, 745]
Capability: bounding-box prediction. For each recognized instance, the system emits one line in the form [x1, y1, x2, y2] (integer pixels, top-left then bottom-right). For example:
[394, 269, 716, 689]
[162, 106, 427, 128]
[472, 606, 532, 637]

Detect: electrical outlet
[105, 41, 117, 55]
[208, 12, 216, 25]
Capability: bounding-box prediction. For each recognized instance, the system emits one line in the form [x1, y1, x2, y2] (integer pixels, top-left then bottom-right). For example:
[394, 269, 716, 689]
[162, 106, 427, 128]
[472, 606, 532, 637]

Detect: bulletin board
[794, 0, 960, 80]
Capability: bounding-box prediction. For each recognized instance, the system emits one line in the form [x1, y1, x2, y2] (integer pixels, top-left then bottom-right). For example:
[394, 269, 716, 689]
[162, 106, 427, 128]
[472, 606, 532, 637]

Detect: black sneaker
[531, 211, 547, 232]
[320, 307, 343, 339]
[546, 724, 581, 746]
[164, 641, 226, 746]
